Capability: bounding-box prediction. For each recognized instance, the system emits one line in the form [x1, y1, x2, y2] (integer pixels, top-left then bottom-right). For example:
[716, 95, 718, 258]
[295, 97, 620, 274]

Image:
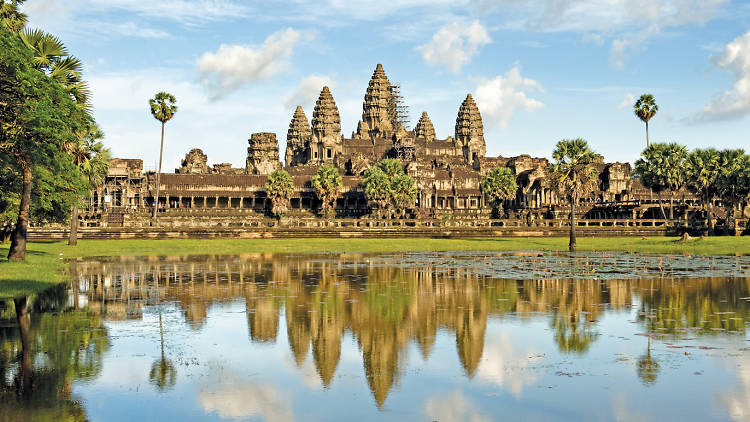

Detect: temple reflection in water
[68, 253, 750, 408]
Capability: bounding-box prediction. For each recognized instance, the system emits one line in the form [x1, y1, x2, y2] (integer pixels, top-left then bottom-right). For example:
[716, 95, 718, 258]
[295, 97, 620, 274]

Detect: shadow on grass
[0, 280, 58, 299]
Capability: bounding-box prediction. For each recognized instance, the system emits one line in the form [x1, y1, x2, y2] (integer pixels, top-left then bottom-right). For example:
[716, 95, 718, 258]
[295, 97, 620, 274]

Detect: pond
[1, 251, 750, 421]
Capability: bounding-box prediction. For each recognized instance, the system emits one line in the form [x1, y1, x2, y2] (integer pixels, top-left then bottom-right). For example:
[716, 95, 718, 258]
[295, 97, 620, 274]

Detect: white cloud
[473, 65, 544, 128]
[87, 0, 249, 25]
[474, 333, 542, 397]
[199, 381, 296, 422]
[617, 93, 635, 110]
[417, 21, 492, 73]
[197, 28, 304, 99]
[694, 29, 750, 122]
[423, 391, 490, 422]
[284, 75, 333, 110]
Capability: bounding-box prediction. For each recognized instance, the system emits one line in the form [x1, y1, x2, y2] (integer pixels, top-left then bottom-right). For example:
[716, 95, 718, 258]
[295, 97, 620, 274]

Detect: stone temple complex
[60, 63, 742, 237]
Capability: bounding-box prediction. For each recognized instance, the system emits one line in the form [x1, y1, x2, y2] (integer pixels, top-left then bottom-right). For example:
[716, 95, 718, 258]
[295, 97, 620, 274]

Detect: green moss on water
[1, 236, 748, 298]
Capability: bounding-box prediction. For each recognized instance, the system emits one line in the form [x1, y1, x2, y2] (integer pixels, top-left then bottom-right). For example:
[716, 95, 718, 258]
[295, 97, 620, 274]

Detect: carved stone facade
[246, 132, 281, 175]
[86, 63, 720, 231]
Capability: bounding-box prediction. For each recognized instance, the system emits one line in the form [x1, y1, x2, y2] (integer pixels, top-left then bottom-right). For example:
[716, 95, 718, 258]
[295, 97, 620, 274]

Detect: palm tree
[377, 158, 404, 178]
[716, 149, 749, 234]
[66, 124, 110, 246]
[20, 29, 91, 111]
[265, 169, 294, 218]
[634, 142, 687, 220]
[390, 173, 417, 219]
[549, 139, 599, 252]
[0, 0, 27, 33]
[362, 167, 390, 218]
[311, 165, 342, 218]
[149, 92, 178, 218]
[480, 166, 518, 218]
[634, 94, 658, 148]
[685, 148, 722, 235]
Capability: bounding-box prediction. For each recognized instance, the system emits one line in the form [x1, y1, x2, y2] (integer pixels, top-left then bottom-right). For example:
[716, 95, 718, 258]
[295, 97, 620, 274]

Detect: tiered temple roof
[414, 112, 436, 142]
[311, 86, 341, 145]
[286, 106, 311, 166]
[357, 63, 393, 139]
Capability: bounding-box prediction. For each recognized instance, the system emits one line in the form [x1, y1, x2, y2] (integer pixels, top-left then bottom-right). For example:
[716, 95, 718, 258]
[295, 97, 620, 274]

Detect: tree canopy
[311, 164, 342, 216]
[480, 167, 518, 215]
[265, 169, 295, 217]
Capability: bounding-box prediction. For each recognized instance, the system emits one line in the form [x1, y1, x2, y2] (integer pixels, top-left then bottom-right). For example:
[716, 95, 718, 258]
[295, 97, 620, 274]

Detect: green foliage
[0, 0, 26, 33]
[716, 149, 750, 210]
[362, 167, 390, 212]
[363, 159, 415, 217]
[0, 27, 91, 226]
[391, 173, 417, 216]
[685, 148, 722, 204]
[549, 139, 599, 203]
[311, 164, 342, 216]
[149, 91, 178, 123]
[480, 167, 518, 212]
[634, 143, 687, 195]
[265, 169, 295, 217]
[634, 94, 658, 124]
[377, 158, 404, 178]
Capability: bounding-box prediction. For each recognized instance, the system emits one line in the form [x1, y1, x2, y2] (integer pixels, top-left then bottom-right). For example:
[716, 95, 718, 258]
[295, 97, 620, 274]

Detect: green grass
[1, 236, 749, 299]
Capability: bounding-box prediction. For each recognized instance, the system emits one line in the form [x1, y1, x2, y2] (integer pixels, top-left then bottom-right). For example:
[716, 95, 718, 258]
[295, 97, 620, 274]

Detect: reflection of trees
[0, 289, 109, 421]
[71, 254, 750, 408]
[636, 337, 660, 386]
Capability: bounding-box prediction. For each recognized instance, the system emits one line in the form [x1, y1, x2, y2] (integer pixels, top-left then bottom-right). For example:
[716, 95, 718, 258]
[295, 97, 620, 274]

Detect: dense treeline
[0, 0, 110, 259]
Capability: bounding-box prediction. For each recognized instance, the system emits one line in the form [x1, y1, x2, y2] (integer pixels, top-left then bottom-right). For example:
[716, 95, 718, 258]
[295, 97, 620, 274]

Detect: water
[2, 251, 750, 421]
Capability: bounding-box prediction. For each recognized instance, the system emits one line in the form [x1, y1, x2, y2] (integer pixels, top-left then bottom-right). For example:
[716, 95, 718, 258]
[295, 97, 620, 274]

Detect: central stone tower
[355, 64, 393, 140]
[285, 106, 311, 167]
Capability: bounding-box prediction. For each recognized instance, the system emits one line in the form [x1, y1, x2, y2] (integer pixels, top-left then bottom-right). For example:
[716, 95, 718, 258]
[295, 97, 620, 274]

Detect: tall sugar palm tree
[550, 139, 599, 252]
[0, 0, 27, 33]
[634, 94, 658, 148]
[149, 92, 178, 218]
[67, 124, 110, 246]
[685, 148, 722, 235]
[362, 167, 390, 218]
[716, 149, 749, 234]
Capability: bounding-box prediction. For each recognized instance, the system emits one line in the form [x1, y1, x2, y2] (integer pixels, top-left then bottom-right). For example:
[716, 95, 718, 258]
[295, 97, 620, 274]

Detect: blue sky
[21, 0, 750, 171]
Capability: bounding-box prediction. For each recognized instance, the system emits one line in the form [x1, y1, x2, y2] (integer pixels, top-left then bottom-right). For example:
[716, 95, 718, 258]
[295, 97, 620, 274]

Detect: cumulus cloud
[617, 93, 635, 110]
[417, 21, 491, 73]
[474, 333, 542, 397]
[424, 391, 490, 422]
[284, 75, 333, 110]
[473, 66, 544, 128]
[694, 29, 750, 122]
[199, 382, 296, 422]
[197, 28, 304, 99]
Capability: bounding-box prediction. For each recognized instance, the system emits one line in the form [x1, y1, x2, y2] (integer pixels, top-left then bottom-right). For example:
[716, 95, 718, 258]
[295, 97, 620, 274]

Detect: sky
[21, 0, 750, 171]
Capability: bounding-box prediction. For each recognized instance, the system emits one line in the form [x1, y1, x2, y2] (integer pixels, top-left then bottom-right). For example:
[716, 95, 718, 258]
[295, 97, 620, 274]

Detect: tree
[480, 166, 518, 218]
[377, 158, 404, 178]
[0, 0, 26, 33]
[311, 164, 342, 217]
[549, 139, 599, 252]
[1, 28, 89, 260]
[20, 28, 91, 110]
[634, 142, 687, 220]
[265, 169, 294, 218]
[67, 123, 110, 246]
[716, 149, 749, 234]
[149, 92, 178, 218]
[634, 94, 658, 148]
[685, 148, 722, 235]
[362, 167, 390, 218]
[390, 173, 417, 218]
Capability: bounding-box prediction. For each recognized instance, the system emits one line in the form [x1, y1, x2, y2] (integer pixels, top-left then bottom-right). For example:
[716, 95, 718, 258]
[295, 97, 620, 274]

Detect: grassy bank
[1, 236, 749, 298]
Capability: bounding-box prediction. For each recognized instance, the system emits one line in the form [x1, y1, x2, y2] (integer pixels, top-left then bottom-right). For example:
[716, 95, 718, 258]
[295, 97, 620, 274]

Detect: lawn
[1, 236, 749, 298]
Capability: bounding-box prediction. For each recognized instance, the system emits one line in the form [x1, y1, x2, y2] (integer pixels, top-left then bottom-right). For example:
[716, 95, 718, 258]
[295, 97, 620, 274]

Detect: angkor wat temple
[68, 64, 735, 236]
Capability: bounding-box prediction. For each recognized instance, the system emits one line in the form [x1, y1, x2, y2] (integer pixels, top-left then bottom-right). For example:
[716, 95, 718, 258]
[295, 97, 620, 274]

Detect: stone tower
[414, 112, 436, 142]
[246, 132, 282, 175]
[454, 94, 486, 168]
[177, 148, 210, 174]
[286, 106, 312, 167]
[310, 86, 342, 164]
[356, 64, 393, 140]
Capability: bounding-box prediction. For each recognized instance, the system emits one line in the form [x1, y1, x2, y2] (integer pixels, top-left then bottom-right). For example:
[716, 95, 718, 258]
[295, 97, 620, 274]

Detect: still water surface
[2, 251, 750, 421]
